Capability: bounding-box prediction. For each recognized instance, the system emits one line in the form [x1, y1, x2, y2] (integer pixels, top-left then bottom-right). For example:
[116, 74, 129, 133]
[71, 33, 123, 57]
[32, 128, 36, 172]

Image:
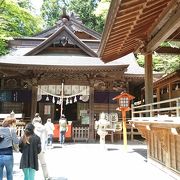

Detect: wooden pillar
[89, 80, 95, 142]
[168, 83, 173, 115]
[31, 79, 38, 120]
[145, 53, 153, 104]
[157, 87, 160, 111]
[1, 79, 4, 89]
[156, 87, 160, 102]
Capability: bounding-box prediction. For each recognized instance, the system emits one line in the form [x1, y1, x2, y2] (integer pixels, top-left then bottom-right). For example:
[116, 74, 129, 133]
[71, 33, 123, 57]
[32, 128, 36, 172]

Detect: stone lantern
[95, 112, 110, 145]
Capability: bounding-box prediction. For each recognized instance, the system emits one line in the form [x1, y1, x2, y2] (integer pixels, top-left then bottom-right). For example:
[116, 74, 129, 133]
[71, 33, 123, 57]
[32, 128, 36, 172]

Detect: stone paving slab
[2, 140, 179, 180]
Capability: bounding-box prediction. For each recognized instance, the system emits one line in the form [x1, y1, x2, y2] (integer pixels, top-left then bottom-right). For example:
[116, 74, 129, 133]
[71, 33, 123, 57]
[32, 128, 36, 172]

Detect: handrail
[131, 97, 180, 119]
[132, 97, 180, 109]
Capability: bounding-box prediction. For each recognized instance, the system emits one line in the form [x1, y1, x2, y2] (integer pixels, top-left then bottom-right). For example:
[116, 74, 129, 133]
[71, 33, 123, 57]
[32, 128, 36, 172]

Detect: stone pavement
[3, 140, 179, 180]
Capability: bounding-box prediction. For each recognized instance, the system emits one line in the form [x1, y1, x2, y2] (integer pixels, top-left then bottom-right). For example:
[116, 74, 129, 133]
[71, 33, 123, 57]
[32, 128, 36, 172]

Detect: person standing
[32, 113, 42, 124]
[32, 114, 50, 180]
[45, 118, 55, 147]
[0, 117, 19, 180]
[19, 123, 41, 180]
[59, 114, 67, 146]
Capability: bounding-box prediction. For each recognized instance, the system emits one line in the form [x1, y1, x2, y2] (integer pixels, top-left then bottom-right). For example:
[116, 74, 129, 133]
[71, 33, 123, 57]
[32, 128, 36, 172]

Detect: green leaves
[136, 54, 180, 74]
[0, 0, 43, 55]
[40, 0, 108, 33]
[69, 0, 104, 33]
[41, 0, 63, 28]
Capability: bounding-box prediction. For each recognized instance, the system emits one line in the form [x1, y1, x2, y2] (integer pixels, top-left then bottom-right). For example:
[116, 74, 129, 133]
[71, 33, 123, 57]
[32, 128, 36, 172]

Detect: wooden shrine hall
[0, 9, 163, 142]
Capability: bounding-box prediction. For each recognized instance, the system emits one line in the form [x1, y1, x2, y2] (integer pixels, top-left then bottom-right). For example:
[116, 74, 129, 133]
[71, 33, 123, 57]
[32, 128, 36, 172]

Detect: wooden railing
[72, 126, 89, 142]
[131, 97, 180, 120]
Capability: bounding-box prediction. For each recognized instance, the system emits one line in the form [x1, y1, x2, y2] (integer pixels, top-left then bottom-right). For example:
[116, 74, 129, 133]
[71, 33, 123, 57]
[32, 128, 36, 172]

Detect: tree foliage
[17, 0, 33, 11]
[41, 0, 68, 28]
[68, 0, 106, 33]
[0, 0, 42, 55]
[94, 0, 110, 21]
[136, 54, 180, 74]
[40, 0, 108, 33]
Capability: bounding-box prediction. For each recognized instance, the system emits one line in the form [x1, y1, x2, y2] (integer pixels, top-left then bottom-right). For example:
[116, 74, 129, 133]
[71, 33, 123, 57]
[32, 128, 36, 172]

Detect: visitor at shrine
[32, 114, 51, 180]
[59, 114, 67, 146]
[45, 118, 55, 147]
[0, 117, 19, 180]
[19, 123, 41, 180]
[32, 113, 42, 124]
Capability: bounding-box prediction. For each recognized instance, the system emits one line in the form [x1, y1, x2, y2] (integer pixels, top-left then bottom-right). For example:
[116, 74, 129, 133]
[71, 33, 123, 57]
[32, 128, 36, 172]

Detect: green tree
[94, 0, 110, 21]
[17, 0, 33, 11]
[0, 0, 42, 55]
[136, 54, 180, 74]
[41, 0, 68, 28]
[40, 0, 107, 33]
[68, 0, 104, 33]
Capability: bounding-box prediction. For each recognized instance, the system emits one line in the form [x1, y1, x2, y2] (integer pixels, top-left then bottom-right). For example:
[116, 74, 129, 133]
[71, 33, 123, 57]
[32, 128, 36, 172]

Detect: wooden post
[60, 82, 64, 117]
[145, 53, 153, 117]
[1, 79, 4, 89]
[89, 80, 95, 142]
[145, 53, 153, 104]
[31, 79, 38, 120]
[156, 87, 160, 111]
[122, 110, 127, 150]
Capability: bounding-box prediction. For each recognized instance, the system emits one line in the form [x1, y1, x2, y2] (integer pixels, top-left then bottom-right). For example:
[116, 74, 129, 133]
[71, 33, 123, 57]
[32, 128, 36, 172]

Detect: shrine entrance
[38, 101, 78, 124]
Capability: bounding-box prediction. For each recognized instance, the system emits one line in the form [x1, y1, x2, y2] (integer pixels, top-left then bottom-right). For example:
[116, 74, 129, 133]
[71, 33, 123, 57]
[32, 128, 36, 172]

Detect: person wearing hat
[19, 123, 41, 180]
[59, 114, 67, 146]
[0, 117, 19, 180]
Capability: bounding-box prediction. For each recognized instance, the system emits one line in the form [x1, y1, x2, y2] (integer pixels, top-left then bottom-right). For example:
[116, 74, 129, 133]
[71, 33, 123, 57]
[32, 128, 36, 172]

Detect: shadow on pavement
[53, 145, 63, 149]
[107, 148, 119, 151]
[131, 148, 147, 159]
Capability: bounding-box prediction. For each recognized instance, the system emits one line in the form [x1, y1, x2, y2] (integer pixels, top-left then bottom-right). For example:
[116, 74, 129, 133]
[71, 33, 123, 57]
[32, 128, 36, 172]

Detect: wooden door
[39, 102, 55, 124]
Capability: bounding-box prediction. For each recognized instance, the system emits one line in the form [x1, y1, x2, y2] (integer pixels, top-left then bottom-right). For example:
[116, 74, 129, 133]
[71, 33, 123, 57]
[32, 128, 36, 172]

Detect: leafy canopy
[40, 0, 109, 33]
[0, 0, 42, 55]
[137, 54, 180, 74]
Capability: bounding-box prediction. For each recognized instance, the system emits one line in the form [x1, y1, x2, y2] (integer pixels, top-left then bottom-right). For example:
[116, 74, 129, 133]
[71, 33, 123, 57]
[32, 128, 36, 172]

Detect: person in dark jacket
[19, 123, 41, 180]
[0, 117, 19, 180]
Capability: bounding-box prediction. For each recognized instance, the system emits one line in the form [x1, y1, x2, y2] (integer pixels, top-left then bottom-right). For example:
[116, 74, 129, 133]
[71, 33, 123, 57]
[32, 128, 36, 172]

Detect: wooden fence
[72, 126, 89, 142]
